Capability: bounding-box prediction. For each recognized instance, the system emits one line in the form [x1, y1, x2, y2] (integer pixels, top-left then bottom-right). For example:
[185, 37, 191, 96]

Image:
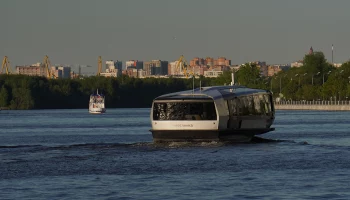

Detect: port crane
[1, 56, 13, 75]
[43, 55, 57, 79]
[97, 56, 102, 76]
[175, 55, 193, 78]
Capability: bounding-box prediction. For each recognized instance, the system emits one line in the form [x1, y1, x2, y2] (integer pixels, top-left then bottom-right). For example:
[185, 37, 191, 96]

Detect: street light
[322, 71, 332, 100]
[270, 76, 277, 92]
[323, 71, 332, 85]
[302, 73, 307, 85]
[312, 72, 320, 85]
[335, 70, 344, 102]
[294, 73, 304, 85]
[279, 74, 287, 94]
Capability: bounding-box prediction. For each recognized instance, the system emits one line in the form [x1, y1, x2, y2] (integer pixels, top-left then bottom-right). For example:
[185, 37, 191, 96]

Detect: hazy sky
[1, 0, 350, 71]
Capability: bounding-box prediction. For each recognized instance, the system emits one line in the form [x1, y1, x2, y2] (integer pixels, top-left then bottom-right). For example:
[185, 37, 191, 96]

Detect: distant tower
[309, 46, 314, 55]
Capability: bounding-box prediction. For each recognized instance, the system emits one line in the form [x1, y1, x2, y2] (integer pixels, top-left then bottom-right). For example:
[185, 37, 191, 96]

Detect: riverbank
[275, 101, 350, 111]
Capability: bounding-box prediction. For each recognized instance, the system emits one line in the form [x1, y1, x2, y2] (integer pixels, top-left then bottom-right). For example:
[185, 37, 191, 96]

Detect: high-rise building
[144, 60, 168, 76]
[126, 60, 143, 70]
[101, 60, 122, 77]
[214, 57, 231, 66]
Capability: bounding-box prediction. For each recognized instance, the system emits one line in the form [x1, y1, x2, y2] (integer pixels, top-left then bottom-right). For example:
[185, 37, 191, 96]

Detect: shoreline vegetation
[0, 74, 229, 110]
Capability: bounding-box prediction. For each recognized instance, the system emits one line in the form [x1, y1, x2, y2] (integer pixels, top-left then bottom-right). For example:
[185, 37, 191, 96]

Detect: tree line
[0, 74, 227, 110]
[233, 52, 350, 101]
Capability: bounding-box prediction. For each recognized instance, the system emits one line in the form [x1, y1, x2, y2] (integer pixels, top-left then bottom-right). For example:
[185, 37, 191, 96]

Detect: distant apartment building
[51, 66, 71, 78]
[204, 70, 223, 78]
[333, 63, 342, 68]
[168, 61, 178, 75]
[106, 60, 115, 70]
[124, 68, 147, 78]
[138, 69, 147, 78]
[125, 68, 138, 77]
[189, 57, 231, 67]
[100, 70, 117, 77]
[192, 65, 209, 76]
[214, 57, 231, 66]
[125, 60, 143, 70]
[291, 61, 303, 68]
[190, 57, 205, 66]
[205, 57, 214, 66]
[101, 60, 122, 77]
[16, 65, 46, 77]
[16, 64, 71, 79]
[267, 65, 290, 76]
[144, 60, 168, 76]
[169, 60, 205, 76]
[259, 65, 268, 77]
[51, 67, 63, 78]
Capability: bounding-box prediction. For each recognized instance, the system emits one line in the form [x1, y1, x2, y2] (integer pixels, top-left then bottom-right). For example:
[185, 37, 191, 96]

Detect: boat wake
[0, 137, 286, 151]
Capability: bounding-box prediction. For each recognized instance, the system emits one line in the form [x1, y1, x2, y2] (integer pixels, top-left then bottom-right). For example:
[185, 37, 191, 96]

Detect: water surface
[1, 109, 350, 199]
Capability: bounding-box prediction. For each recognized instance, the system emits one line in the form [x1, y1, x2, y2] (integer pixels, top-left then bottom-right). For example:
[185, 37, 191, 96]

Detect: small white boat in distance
[89, 89, 106, 114]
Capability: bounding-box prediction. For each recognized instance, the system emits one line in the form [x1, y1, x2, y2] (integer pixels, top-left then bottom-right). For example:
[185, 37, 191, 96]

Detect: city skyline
[1, 0, 350, 71]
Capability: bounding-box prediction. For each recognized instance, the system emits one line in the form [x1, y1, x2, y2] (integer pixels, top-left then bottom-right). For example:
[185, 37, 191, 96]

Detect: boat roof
[154, 85, 270, 101]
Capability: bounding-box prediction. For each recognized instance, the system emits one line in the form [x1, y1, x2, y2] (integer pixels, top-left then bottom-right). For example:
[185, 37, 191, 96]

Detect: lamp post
[302, 73, 307, 85]
[322, 71, 331, 100]
[295, 74, 299, 85]
[336, 70, 344, 101]
[270, 77, 273, 92]
[323, 70, 332, 85]
[279, 76, 281, 94]
[312, 72, 320, 85]
[279, 74, 287, 94]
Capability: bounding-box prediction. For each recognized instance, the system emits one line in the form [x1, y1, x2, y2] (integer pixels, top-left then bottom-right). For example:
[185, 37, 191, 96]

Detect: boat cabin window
[153, 101, 217, 120]
[228, 94, 273, 116]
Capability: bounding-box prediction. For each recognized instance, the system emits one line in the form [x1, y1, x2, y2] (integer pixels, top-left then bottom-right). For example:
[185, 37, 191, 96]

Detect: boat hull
[150, 128, 275, 143]
[89, 108, 106, 114]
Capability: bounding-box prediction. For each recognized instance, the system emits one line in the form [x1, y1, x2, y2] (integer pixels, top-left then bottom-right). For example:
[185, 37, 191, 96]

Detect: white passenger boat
[89, 89, 106, 114]
[150, 80, 275, 143]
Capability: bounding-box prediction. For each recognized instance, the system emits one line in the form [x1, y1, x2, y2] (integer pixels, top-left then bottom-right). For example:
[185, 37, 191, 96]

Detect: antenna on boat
[192, 76, 195, 95]
[97, 89, 99, 95]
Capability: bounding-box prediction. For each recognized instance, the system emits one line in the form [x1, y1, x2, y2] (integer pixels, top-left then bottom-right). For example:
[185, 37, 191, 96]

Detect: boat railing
[275, 100, 350, 106]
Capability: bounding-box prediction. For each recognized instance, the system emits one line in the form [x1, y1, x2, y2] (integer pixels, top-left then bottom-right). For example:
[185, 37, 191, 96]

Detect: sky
[1, 0, 350, 72]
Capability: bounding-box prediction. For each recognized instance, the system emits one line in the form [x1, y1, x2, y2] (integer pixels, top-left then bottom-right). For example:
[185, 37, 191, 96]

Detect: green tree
[0, 86, 9, 107]
[10, 88, 34, 109]
[235, 63, 260, 87]
[303, 51, 334, 86]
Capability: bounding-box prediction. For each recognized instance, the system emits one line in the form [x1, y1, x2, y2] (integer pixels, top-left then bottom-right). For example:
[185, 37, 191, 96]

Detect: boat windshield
[153, 101, 217, 120]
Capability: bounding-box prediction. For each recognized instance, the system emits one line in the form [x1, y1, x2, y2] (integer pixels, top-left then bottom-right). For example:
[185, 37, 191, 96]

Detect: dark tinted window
[153, 102, 217, 120]
[228, 94, 273, 116]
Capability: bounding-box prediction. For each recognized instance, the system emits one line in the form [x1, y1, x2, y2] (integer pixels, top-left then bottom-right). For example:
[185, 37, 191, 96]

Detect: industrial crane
[97, 56, 102, 76]
[175, 55, 193, 78]
[43, 55, 57, 79]
[1, 56, 13, 75]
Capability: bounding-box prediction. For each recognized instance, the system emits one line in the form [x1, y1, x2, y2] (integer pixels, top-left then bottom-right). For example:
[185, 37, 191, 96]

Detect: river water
[1, 109, 350, 199]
